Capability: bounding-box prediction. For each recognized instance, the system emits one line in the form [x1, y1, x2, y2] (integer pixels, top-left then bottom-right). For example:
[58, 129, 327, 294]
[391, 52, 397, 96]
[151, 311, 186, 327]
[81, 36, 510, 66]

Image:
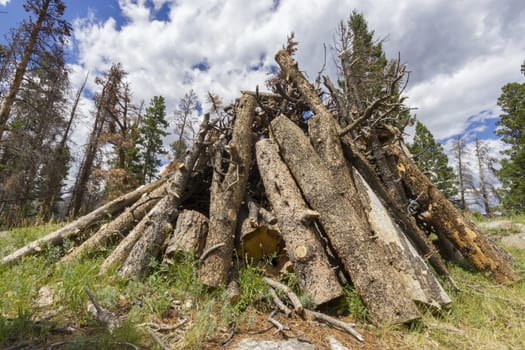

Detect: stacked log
[1, 47, 519, 327]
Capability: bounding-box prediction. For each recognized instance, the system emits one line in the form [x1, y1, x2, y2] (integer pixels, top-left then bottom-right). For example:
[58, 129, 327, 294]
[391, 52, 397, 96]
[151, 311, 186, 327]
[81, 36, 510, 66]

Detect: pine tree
[170, 90, 198, 160]
[138, 96, 169, 183]
[408, 121, 458, 200]
[0, 0, 71, 141]
[496, 61, 525, 212]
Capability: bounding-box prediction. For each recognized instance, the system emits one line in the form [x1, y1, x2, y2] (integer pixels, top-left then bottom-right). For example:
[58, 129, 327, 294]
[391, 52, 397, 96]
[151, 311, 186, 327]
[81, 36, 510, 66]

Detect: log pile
[1, 47, 519, 326]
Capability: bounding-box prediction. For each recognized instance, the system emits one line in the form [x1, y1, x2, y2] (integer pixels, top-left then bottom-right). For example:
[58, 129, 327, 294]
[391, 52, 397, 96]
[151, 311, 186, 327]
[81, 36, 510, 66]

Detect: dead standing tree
[1, 46, 519, 326]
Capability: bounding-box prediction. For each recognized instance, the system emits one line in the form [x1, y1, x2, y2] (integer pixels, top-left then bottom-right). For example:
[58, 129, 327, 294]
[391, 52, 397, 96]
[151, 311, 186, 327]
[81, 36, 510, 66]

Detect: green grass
[1, 218, 525, 349]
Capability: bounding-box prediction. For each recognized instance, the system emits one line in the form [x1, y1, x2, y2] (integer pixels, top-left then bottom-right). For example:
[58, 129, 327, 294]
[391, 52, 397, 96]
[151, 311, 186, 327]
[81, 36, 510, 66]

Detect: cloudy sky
[1, 0, 524, 150]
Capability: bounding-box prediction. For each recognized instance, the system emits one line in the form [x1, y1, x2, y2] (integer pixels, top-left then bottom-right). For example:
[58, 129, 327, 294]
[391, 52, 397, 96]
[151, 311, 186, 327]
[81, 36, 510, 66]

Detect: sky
[1, 0, 524, 196]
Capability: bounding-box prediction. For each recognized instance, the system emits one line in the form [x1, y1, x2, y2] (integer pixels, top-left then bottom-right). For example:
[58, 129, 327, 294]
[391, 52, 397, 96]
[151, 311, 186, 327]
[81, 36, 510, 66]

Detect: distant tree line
[0, 1, 200, 227]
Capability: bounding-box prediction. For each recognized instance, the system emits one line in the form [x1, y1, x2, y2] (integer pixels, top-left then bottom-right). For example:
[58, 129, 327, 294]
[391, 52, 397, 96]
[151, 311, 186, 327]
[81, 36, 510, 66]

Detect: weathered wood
[62, 180, 168, 262]
[1, 181, 161, 266]
[164, 209, 208, 258]
[263, 277, 303, 314]
[271, 114, 420, 325]
[275, 49, 420, 324]
[308, 113, 450, 308]
[104, 114, 212, 278]
[339, 135, 449, 277]
[256, 138, 343, 305]
[387, 144, 520, 284]
[199, 94, 256, 288]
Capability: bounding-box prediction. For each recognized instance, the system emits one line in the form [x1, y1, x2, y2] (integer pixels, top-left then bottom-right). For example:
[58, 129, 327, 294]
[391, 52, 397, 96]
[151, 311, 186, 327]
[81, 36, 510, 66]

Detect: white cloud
[0, 0, 10, 6]
[69, 0, 525, 155]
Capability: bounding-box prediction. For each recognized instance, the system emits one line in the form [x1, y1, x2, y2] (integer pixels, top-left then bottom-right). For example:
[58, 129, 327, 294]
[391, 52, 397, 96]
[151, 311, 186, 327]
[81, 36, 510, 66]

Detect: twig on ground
[305, 309, 363, 342]
[138, 319, 187, 332]
[263, 277, 303, 314]
[146, 327, 171, 350]
[267, 311, 290, 335]
[269, 287, 292, 317]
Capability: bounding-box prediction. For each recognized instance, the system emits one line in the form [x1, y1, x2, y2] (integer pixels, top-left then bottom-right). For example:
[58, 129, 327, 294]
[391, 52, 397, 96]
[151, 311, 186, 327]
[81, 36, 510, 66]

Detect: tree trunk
[256, 138, 343, 305]
[61, 179, 168, 262]
[387, 144, 520, 284]
[0, 0, 51, 141]
[1, 180, 160, 266]
[164, 209, 209, 259]
[271, 114, 420, 325]
[308, 113, 450, 308]
[115, 114, 213, 279]
[199, 94, 256, 288]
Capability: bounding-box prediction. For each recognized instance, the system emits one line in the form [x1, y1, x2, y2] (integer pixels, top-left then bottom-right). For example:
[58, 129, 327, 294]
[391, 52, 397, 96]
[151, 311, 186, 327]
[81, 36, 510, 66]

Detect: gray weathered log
[271, 114, 420, 325]
[275, 49, 420, 324]
[199, 94, 256, 288]
[164, 209, 208, 258]
[1, 181, 161, 267]
[62, 180, 168, 262]
[105, 114, 212, 278]
[308, 113, 450, 308]
[256, 138, 342, 305]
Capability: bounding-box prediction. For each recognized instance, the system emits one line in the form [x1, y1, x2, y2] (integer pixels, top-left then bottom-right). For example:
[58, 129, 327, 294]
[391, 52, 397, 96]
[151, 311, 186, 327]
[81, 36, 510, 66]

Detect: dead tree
[199, 94, 256, 288]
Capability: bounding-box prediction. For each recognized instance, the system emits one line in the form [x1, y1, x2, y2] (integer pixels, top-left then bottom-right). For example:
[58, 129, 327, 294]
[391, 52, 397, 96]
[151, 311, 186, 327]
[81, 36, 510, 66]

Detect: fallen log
[387, 144, 520, 284]
[1, 180, 162, 266]
[199, 94, 257, 288]
[164, 209, 209, 259]
[308, 113, 450, 308]
[271, 114, 420, 325]
[256, 138, 343, 305]
[116, 114, 214, 279]
[62, 179, 168, 262]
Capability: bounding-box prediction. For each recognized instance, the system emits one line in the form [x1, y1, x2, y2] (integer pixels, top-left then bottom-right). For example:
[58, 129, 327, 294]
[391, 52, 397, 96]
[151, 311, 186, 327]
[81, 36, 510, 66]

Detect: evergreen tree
[408, 121, 458, 200]
[170, 90, 198, 160]
[496, 61, 525, 211]
[138, 96, 168, 183]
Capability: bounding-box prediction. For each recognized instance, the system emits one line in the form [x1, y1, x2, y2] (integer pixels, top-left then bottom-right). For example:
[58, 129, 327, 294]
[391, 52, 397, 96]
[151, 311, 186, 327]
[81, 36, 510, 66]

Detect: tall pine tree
[139, 96, 168, 183]
[496, 61, 525, 212]
[408, 121, 458, 200]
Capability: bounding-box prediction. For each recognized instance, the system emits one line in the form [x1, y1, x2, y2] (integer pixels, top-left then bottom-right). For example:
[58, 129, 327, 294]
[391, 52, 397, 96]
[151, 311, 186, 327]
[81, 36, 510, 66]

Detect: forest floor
[0, 215, 524, 349]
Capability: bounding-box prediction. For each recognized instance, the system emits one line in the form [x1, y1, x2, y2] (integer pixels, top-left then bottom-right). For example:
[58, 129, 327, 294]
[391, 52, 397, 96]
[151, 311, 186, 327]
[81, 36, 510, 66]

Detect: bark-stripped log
[1, 180, 162, 266]
[102, 114, 212, 278]
[339, 136, 449, 277]
[387, 144, 520, 284]
[256, 138, 343, 305]
[199, 94, 256, 288]
[62, 180, 168, 262]
[308, 113, 450, 308]
[164, 209, 208, 259]
[271, 114, 420, 325]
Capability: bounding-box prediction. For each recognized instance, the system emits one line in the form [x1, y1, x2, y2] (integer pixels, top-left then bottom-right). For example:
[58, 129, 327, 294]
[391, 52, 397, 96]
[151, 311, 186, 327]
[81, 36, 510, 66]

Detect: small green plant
[340, 285, 368, 323]
[235, 264, 270, 314]
[0, 309, 50, 347]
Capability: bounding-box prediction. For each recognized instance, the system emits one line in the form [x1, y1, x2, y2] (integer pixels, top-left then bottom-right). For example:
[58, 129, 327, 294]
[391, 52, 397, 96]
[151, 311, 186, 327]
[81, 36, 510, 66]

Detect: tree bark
[387, 144, 520, 284]
[308, 113, 450, 308]
[164, 209, 209, 258]
[271, 114, 420, 325]
[106, 114, 212, 278]
[256, 138, 343, 305]
[199, 94, 256, 288]
[61, 179, 168, 262]
[0, 0, 51, 141]
[1, 180, 160, 266]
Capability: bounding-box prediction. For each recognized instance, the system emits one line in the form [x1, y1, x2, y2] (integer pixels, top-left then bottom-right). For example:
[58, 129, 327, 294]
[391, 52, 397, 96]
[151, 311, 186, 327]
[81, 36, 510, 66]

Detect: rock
[500, 234, 525, 249]
[36, 285, 54, 307]
[233, 338, 315, 350]
[326, 336, 351, 350]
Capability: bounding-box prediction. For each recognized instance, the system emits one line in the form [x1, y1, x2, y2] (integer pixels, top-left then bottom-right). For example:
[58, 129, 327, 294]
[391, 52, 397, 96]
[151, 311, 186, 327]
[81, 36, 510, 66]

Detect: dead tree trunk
[199, 94, 256, 288]
[256, 138, 343, 306]
[308, 113, 450, 308]
[339, 136, 449, 277]
[106, 114, 212, 279]
[164, 209, 209, 259]
[387, 144, 520, 284]
[62, 179, 168, 262]
[1, 180, 161, 266]
[271, 114, 420, 325]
